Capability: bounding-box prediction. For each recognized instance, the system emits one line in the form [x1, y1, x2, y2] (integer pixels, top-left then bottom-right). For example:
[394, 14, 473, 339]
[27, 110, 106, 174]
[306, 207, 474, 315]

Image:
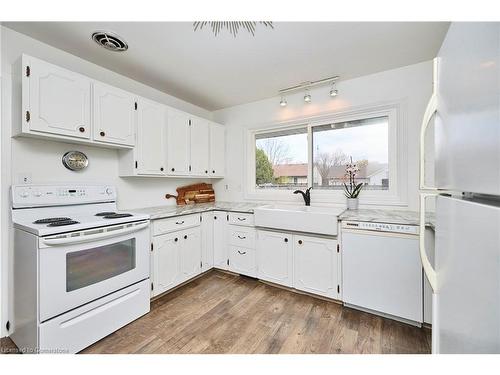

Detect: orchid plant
[343, 157, 364, 199]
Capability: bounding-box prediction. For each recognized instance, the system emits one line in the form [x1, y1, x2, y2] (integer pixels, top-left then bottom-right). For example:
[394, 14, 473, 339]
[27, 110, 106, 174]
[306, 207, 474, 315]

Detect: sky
[256, 120, 388, 164]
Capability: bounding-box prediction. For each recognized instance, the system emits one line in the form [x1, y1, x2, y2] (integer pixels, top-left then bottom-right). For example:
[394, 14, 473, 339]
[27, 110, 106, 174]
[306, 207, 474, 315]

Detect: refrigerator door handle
[419, 192, 437, 291]
[419, 92, 438, 191]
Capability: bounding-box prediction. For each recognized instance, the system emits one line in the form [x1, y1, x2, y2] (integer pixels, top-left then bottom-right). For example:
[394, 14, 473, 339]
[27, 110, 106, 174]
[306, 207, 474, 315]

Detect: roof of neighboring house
[327, 162, 388, 179]
[273, 163, 308, 178]
[272, 162, 388, 179]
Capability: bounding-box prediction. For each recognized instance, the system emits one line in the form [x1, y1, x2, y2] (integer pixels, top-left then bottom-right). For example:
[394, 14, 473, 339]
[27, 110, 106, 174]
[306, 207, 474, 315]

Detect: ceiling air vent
[91, 31, 128, 52]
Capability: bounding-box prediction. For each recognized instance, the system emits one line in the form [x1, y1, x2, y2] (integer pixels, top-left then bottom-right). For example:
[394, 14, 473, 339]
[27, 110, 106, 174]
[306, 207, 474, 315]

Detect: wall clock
[62, 151, 89, 171]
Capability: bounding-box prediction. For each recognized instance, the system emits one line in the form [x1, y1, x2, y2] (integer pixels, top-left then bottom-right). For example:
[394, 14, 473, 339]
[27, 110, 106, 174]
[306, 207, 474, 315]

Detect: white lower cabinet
[213, 211, 228, 270]
[201, 212, 214, 272]
[152, 224, 202, 297]
[256, 230, 293, 287]
[153, 232, 181, 295]
[228, 246, 256, 277]
[293, 235, 339, 299]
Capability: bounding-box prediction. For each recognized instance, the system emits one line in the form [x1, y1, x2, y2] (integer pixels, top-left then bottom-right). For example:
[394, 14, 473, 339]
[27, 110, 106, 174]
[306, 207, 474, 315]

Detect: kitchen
[0, 5, 499, 367]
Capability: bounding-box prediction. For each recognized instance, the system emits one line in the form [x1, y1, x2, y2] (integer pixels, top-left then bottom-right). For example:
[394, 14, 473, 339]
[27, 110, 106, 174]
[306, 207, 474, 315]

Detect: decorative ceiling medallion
[193, 21, 274, 37]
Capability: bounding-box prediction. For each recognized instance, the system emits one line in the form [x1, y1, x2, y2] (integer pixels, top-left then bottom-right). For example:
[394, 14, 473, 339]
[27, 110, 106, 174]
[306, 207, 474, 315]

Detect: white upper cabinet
[22, 55, 91, 140]
[135, 98, 166, 175]
[209, 122, 225, 177]
[92, 82, 135, 146]
[166, 108, 190, 175]
[190, 117, 210, 176]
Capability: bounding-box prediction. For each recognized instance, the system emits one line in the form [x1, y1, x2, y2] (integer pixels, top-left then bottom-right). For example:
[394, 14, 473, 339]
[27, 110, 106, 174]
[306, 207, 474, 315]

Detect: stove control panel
[342, 220, 419, 235]
[12, 185, 116, 208]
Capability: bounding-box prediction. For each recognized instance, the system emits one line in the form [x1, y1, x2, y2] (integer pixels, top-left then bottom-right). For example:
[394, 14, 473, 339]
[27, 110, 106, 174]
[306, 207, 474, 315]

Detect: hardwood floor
[1, 270, 431, 354]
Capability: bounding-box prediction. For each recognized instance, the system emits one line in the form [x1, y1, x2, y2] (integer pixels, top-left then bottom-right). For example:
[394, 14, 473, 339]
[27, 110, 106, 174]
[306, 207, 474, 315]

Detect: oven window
[66, 239, 136, 292]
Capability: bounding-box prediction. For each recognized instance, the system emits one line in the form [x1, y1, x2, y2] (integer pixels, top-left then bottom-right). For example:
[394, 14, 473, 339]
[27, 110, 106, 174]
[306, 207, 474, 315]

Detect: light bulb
[330, 88, 338, 97]
[280, 97, 287, 107]
[304, 90, 311, 103]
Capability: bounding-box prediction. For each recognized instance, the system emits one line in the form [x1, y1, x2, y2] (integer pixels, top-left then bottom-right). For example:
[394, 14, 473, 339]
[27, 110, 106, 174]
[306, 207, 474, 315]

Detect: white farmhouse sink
[254, 204, 343, 236]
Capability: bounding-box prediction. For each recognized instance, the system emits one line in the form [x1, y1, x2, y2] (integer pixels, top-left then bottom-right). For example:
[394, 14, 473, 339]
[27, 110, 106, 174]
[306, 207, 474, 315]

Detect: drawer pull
[237, 217, 246, 221]
[175, 221, 185, 225]
[174, 238, 178, 242]
[237, 250, 247, 255]
[237, 235, 246, 239]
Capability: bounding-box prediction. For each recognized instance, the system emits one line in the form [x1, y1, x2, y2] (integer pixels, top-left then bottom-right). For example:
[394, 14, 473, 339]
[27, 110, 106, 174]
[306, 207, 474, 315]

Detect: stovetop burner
[47, 220, 80, 227]
[34, 217, 72, 224]
[102, 213, 133, 219]
[95, 212, 116, 216]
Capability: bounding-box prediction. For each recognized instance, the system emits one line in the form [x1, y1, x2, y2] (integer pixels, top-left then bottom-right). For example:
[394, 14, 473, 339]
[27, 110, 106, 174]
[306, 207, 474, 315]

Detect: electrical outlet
[18, 173, 32, 184]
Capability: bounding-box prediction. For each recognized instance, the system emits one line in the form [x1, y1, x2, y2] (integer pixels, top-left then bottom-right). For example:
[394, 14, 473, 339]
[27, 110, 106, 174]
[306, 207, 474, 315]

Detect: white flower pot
[346, 198, 359, 210]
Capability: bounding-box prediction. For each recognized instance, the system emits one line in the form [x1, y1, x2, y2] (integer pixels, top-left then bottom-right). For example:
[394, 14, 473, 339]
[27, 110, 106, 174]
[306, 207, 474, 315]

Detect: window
[312, 116, 389, 190]
[255, 127, 308, 190]
[248, 104, 404, 205]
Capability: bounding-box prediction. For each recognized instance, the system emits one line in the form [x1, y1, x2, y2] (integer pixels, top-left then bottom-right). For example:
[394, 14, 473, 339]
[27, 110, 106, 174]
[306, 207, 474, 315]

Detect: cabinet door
[190, 118, 210, 176]
[166, 108, 190, 175]
[92, 82, 135, 146]
[24, 56, 91, 139]
[153, 232, 181, 296]
[293, 235, 338, 299]
[201, 212, 214, 272]
[179, 227, 202, 283]
[228, 247, 256, 277]
[256, 230, 293, 287]
[209, 122, 225, 177]
[136, 99, 166, 175]
[213, 211, 228, 270]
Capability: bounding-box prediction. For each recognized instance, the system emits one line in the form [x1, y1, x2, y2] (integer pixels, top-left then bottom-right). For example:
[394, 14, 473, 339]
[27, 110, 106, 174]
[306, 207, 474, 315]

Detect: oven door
[38, 220, 150, 322]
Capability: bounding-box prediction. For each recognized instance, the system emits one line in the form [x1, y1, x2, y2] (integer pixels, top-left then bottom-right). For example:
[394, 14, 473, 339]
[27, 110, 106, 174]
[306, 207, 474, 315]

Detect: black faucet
[293, 187, 312, 206]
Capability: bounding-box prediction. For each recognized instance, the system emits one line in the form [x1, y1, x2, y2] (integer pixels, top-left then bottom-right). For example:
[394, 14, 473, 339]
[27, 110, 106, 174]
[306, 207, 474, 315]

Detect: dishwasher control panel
[342, 221, 419, 235]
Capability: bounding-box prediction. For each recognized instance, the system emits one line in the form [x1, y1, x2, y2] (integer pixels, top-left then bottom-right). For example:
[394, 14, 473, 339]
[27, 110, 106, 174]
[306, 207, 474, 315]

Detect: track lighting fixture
[304, 89, 312, 103]
[278, 75, 339, 107]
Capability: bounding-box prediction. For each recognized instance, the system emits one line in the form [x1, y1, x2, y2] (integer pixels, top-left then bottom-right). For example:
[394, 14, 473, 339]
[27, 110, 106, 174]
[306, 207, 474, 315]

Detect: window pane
[66, 239, 136, 292]
[312, 116, 389, 191]
[255, 127, 308, 190]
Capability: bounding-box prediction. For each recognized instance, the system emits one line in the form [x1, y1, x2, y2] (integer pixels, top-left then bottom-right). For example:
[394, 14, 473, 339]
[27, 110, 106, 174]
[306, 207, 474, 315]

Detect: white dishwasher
[341, 221, 423, 325]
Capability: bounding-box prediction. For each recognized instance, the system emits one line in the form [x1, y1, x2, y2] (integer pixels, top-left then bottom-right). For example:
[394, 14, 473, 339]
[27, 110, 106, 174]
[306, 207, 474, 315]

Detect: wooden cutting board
[166, 183, 215, 205]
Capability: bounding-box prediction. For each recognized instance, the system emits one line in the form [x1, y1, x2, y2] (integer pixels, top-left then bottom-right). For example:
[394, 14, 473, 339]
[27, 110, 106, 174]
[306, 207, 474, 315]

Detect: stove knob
[105, 187, 113, 195]
[33, 190, 42, 197]
[19, 190, 29, 198]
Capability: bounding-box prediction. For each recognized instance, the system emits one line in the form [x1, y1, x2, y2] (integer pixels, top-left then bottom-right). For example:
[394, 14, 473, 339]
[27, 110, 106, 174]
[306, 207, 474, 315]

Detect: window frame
[245, 101, 408, 207]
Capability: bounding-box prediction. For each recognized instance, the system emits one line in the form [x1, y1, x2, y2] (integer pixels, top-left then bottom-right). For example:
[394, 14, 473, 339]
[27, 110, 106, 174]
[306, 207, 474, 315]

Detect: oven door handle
[41, 221, 149, 246]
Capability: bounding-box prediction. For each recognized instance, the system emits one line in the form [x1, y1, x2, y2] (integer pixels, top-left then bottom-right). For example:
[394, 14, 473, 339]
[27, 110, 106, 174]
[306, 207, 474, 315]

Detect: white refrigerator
[419, 22, 500, 353]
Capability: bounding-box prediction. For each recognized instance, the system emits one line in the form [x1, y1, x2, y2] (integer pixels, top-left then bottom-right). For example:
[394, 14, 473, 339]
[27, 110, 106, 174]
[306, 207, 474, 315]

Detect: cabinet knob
[205, 170, 208, 174]
[171, 167, 175, 172]
[212, 170, 216, 173]
[79, 127, 85, 133]
[184, 235, 188, 240]
[298, 240, 303, 245]
[174, 238, 178, 242]
[100, 131, 105, 137]
[214, 216, 217, 220]
[284, 238, 288, 242]
[160, 167, 164, 171]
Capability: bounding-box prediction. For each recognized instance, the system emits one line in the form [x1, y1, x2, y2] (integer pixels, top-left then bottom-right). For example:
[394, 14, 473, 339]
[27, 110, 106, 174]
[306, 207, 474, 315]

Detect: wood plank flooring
[1, 270, 431, 354]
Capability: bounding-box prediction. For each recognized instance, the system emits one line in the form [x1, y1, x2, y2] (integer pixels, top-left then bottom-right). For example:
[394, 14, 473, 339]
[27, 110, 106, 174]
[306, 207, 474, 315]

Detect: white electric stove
[10, 184, 151, 354]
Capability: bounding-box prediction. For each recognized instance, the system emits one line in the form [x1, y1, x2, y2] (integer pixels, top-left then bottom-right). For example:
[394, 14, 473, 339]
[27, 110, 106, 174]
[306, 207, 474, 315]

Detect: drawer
[39, 279, 150, 354]
[228, 212, 254, 227]
[229, 227, 256, 248]
[228, 246, 256, 277]
[153, 214, 200, 236]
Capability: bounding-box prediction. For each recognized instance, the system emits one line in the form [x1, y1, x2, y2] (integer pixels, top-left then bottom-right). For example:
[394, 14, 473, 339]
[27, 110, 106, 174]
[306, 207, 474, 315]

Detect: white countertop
[128, 202, 435, 228]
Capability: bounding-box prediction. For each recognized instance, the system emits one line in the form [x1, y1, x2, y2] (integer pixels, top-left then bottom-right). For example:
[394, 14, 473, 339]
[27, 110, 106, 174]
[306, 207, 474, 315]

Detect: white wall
[212, 60, 433, 210]
[0, 26, 214, 337]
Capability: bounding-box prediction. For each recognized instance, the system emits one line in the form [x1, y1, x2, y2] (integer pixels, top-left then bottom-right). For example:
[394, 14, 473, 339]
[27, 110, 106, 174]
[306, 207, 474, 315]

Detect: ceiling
[3, 22, 450, 111]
